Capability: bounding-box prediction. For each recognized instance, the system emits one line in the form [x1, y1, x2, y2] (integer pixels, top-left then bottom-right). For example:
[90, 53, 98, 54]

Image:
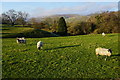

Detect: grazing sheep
[37, 41, 43, 50]
[16, 37, 26, 44]
[95, 47, 112, 56]
[102, 32, 105, 36]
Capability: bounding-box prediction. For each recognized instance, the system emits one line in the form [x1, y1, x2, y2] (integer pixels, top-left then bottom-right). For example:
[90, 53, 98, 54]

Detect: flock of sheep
[16, 32, 112, 58]
[16, 37, 43, 50]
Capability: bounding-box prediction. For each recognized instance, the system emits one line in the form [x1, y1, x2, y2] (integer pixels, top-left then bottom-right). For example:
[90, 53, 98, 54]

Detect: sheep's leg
[96, 53, 98, 56]
[105, 56, 107, 61]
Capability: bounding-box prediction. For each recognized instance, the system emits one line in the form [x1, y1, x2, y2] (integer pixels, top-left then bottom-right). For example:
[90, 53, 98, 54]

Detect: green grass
[1, 27, 33, 37]
[1, 27, 58, 38]
[2, 33, 120, 78]
[2, 27, 33, 33]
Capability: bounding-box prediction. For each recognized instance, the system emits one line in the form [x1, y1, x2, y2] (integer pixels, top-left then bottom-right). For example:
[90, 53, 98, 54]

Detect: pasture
[1, 27, 58, 38]
[2, 33, 120, 78]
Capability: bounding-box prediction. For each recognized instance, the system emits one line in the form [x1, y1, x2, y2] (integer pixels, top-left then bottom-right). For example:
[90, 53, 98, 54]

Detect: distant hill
[1, 27, 59, 38]
[48, 14, 81, 18]
[66, 16, 90, 23]
[41, 14, 90, 23]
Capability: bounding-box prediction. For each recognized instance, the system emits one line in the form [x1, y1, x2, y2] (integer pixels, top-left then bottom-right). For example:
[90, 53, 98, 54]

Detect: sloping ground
[1, 27, 58, 38]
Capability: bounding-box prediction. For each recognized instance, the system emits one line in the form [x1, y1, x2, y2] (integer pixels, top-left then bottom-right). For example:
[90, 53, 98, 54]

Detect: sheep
[37, 41, 43, 50]
[95, 47, 112, 56]
[102, 32, 105, 36]
[16, 37, 26, 44]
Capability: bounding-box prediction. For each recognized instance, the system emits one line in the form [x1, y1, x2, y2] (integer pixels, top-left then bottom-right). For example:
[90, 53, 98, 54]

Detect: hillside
[45, 14, 82, 18]
[1, 26, 59, 38]
[42, 14, 89, 23]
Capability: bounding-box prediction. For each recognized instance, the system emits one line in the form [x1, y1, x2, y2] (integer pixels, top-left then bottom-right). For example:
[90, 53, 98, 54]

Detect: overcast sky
[1, 2, 118, 17]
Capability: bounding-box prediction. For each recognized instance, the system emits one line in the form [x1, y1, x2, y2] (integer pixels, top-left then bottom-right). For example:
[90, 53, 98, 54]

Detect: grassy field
[1, 27, 58, 38]
[2, 33, 120, 78]
[0, 26, 33, 37]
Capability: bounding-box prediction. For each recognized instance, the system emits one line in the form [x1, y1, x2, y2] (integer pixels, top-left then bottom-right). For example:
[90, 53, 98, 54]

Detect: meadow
[2, 33, 120, 78]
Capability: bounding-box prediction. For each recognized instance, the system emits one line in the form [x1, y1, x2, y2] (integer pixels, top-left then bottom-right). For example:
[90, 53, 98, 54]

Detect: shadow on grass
[108, 35, 116, 37]
[111, 54, 120, 57]
[2, 29, 10, 30]
[45, 45, 81, 50]
[2, 33, 11, 34]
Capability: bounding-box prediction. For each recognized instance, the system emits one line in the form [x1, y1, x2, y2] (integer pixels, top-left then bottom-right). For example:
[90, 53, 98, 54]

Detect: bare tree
[2, 9, 18, 26]
[2, 9, 29, 26]
[17, 11, 29, 27]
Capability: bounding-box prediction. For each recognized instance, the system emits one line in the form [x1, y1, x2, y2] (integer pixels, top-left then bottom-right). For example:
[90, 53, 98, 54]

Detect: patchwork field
[2, 33, 120, 78]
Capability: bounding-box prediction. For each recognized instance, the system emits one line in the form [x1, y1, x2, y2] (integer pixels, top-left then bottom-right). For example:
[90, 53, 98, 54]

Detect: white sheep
[16, 37, 26, 44]
[37, 41, 43, 50]
[102, 32, 105, 36]
[95, 47, 112, 56]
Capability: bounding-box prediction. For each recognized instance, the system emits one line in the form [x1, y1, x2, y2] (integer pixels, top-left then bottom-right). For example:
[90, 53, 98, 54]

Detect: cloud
[31, 2, 118, 17]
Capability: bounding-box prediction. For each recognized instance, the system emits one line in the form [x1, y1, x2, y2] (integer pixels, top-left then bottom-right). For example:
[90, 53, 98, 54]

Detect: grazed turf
[2, 33, 120, 78]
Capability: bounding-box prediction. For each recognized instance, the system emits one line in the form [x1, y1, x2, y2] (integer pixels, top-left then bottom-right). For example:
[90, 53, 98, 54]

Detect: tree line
[1, 9, 119, 36]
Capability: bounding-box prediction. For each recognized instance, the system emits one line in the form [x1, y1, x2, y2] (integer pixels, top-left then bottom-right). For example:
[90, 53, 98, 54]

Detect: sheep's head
[107, 49, 112, 56]
[108, 49, 112, 53]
